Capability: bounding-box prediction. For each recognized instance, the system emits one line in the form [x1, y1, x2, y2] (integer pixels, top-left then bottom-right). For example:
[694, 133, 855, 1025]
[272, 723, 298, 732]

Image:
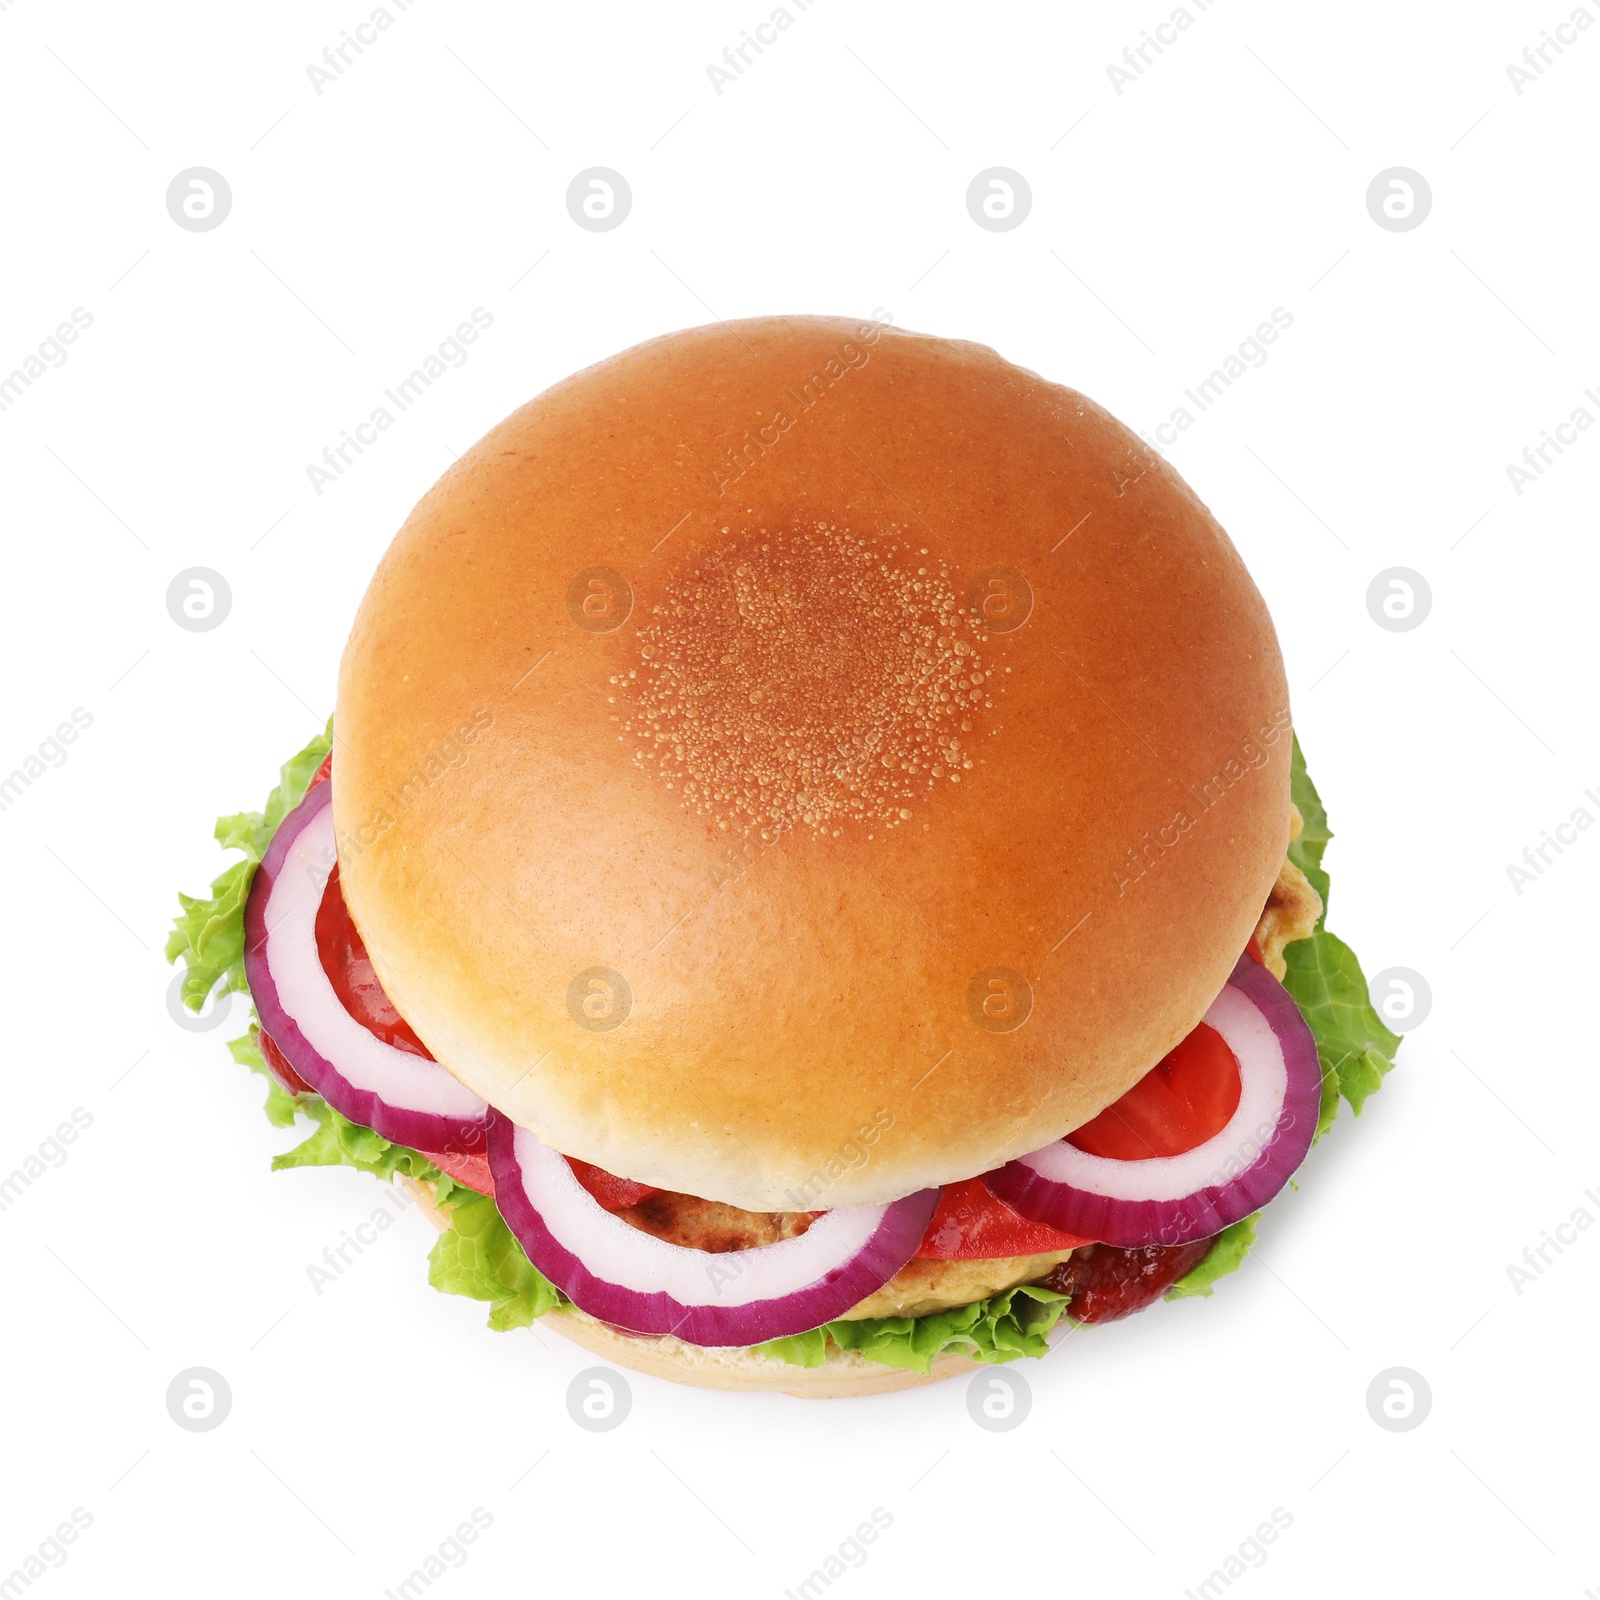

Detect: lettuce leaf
[165, 724, 332, 1017]
[1284, 930, 1400, 1134]
[229, 1025, 301, 1130]
[170, 725, 1395, 1371]
[427, 1190, 564, 1331]
[1287, 736, 1332, 924]
[1281, 735, 1400, 1138]
[1166, 1214, 1258, 1299]
[272, 1098, 466, 1206]
[1161, 737, 1399, 1297]
[757, 1283, 1068, 1375]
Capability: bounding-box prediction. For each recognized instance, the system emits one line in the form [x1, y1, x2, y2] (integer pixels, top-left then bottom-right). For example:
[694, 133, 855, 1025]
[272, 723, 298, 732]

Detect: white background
[1, 2, 1596, 1596]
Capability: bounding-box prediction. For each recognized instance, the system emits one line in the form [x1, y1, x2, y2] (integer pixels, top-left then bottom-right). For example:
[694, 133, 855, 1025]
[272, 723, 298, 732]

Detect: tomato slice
[291, 755, 662, 1210]
[260, 1027, 314, 1098]
[1246, 934, 1265, 966]
[566, 1156, 660, 1211]
[915, 1176, 1091, 1260]
[308, 751, 434, 1053]
[312, 862, 434, 1057]
[427, 1147, 495, 1196]
[1067, 1021, 1242, 1161]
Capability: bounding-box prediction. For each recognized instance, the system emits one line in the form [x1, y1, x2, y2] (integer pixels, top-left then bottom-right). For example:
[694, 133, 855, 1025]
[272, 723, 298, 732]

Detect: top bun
[334, 316, 1292, 1212]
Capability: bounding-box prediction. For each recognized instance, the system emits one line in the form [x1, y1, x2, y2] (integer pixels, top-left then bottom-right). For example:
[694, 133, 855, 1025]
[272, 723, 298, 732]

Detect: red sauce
[1039, 1237, 1217, 1323]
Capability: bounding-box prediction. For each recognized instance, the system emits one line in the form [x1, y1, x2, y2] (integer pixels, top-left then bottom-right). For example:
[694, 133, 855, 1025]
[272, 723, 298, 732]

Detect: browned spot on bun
[618, 522, 988, 840]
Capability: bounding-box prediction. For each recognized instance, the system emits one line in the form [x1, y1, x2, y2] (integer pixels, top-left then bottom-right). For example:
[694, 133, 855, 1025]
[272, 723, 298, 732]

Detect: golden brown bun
[401, 1177, 979, 1396]
[338, 316, 1292, 1211]
[539, 1305, 977, 1397]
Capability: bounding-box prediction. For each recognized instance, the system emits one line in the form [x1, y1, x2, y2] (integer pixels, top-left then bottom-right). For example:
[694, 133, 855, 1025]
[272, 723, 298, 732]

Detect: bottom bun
[402, 1177, 988, 1397]
[539, 1303, 978, 1396]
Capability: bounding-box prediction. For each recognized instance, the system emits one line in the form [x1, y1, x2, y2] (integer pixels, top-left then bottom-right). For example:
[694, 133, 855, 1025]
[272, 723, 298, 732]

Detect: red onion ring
[985, 956, 1319, 1246]
[243, 779, 489, 1151]
[488, 1114, 939, 1345]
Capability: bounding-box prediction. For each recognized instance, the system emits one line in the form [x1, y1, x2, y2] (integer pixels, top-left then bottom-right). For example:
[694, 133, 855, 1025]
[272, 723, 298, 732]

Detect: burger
[168, 316, 1399, 1397]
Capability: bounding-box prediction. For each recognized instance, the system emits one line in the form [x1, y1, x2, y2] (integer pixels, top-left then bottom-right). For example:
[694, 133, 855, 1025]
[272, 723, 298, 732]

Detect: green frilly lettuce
[1279, 738, 1402, 1138]
[757, 1283, 1068, 1375]
[167, 726, 1395, 1375]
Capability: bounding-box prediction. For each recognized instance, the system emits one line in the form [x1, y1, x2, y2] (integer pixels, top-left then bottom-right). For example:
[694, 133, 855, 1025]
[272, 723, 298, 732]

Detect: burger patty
[614, 834, 1324, 1325]
[617, 1189, 1083, 1320]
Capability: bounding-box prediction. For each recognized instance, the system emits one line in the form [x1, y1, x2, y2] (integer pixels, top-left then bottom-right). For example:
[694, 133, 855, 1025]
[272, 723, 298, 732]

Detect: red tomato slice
[425, 1146, 495, 1196]
[916, 1176, 1091, 1260]
[259, 1027, 314, 1098]
[1246, 934, 1265, 966]
[309, 750, 433, 1052]
[313, 862, 434, 1057]
[1067, 1020, 1242, 1161]
[296, 754, 659, 1208]
[567, 1156, 660, 1211]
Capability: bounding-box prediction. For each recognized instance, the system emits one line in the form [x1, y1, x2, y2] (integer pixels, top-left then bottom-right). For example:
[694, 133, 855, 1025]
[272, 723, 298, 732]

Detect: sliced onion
[488, 1115, 939, 1345]
[985, 956, 1320, 1246]
[243, 779, 489, 1151]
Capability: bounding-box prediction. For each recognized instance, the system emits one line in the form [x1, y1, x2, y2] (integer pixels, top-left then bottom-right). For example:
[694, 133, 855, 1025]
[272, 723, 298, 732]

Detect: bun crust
[541, 1305, 978, 1397]
[338, 316, 1292, 1210]
[401, 1177, 976, 1395]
